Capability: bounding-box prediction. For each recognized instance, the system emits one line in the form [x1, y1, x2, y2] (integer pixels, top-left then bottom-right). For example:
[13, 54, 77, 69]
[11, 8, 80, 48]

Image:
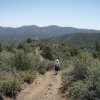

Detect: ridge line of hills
[0, 25, 100, 41]
[0, 25, 100, 31]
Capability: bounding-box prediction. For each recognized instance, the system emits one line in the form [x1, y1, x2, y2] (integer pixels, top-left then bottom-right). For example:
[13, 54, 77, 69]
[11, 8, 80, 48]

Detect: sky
[0, 0, 100, 30]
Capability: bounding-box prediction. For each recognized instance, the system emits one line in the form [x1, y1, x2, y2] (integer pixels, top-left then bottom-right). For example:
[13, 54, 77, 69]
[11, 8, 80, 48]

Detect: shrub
[45, 60, 54, 71]
[37, 61, 46, 75]
[27, 38, 32, 43]
[95, 41, 100, 51]
[70, 48, 79, 57]
[30, 56, 40, 71]
[39, 44, 45, 50]
[72, 57, 89, 81]
[62, 56, 100, 100]
[94, 41, 100, 59]
[19, 71, 36, 84]
[41, 46, 53, 60]
[17, 42, 33, 53]
[93, 51, 100, 59]
[87, 59, 100, 98]
[23, 44, 31, 53]
[6, 45, 13, 52]
[62, 57, 89, 85]
[0, 43, 3, 52]
[6, 43, 16, 52]
[67, 81, 91, 100]
[17, 42, 24, 49]
[1, 76, 22, 98]
[62, 66, 75, 92]
[93, 51, 98, 58]
[13, 51, 32, 71]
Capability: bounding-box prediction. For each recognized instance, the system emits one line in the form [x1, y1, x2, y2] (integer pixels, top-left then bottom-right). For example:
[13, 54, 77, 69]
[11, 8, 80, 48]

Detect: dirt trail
[16, 48, 65, 100]
[16, 71, 65, 100]
[5, 48, 65, 100]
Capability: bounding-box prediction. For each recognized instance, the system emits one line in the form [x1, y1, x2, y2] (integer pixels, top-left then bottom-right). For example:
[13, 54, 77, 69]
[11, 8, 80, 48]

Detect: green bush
[41, 46, 53, 60]
[95, 41, 100, 51]
[19, 71, 36, 84]
[62, 57, 89, 86]
[0, 43, 3, 52]
[72, 57, 89, 81]
[23, 45, 31, 53]
[30, 56, 40, 71]
[6, 43, 16, 52]
[62, 56, 100, 100]
[70, 48, 79, 57]
[93, 51, 98, 58]
[45, 60, 54, 71]
[67, 81, 92, 100]
[17, 42, 33, 53]
[6, 45, 13, 52]
[17, 42, 24, 49]
[1, 76, 22, 98]
[94, 41, 100, 59]
[87, 59, 100, 98]
[38, 61, 46, 75]
[27, 38, 32, 43]
[62, 66, 75, 92]
[13, 51, 32, 71]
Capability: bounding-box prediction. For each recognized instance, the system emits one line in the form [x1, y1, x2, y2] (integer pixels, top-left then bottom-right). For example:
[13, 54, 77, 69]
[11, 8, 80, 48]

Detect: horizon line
[0, 24, 100, 31]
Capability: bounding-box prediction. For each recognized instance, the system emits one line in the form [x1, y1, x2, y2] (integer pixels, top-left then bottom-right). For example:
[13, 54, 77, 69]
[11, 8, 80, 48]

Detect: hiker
[54, 58, 60, 75]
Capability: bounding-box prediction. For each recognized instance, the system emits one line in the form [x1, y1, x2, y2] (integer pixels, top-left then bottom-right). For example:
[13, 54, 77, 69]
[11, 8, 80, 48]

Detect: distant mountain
[0, 25, 100, 41]
[52, 33, 100, 49]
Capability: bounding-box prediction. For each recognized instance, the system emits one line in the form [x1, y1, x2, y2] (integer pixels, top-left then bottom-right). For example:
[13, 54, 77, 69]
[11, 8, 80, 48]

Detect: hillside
[0, 25, 100, 41]
[52, 33, 100, 49]
[0, 39, 100, 100]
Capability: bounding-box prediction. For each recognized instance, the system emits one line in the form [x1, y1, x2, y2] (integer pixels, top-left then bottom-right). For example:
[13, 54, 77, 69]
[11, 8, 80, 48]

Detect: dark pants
[55, 65, 60, 71]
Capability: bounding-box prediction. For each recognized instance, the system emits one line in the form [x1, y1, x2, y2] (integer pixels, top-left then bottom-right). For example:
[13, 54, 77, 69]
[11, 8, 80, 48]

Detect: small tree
[96, 41, 100, 51]
[27, 38, 32, 43]
[6, 43, 15, 52]
[17, 42, 24, 49]
[0, 43, 3, 52]
[41, 46, 53, 60]
[70, 48, 79, 57]
[95, 41, 100, 59]
[13, 51, 32, 71]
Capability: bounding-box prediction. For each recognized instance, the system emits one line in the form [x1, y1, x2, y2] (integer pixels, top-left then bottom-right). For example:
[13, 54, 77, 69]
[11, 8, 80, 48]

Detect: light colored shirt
[54, 59, 60, 67]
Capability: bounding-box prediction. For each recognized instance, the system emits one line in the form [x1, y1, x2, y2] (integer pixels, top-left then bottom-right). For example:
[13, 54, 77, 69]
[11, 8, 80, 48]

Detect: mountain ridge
[52, 33, 100, 49]
[0, 25, 100, 31]
[0, 25, 100, 41]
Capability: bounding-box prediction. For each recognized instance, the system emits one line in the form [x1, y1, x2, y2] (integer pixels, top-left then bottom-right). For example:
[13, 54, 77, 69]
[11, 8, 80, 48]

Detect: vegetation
[0, 25, 100, 41]
[0, 38, 100, 100]
[41, 46, 53, 60]
[62, 43, 100, 100]
[53, 33, 100, 49]
[0, 43, 3, 52]
[0, 40, 45, 98]
[13, 51, 32, 71]
[18, 70, 36, 84]
[1, 76, 22, 98]
[93, 41, 100, 59]
[27, 38, 32, 43]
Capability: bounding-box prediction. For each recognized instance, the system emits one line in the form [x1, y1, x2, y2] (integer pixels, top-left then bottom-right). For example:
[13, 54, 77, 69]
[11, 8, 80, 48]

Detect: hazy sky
[0, 0, 100, 29]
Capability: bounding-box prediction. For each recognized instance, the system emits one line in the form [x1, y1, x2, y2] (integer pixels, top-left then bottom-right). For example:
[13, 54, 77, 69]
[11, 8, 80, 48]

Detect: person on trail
[54, 58, 60, 75]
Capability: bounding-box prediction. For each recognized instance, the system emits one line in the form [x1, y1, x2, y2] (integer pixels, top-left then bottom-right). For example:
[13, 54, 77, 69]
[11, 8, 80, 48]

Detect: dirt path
[16, 71, 65, 100]
[4, 48, 65, 100]
[16, 48, 65, 100]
